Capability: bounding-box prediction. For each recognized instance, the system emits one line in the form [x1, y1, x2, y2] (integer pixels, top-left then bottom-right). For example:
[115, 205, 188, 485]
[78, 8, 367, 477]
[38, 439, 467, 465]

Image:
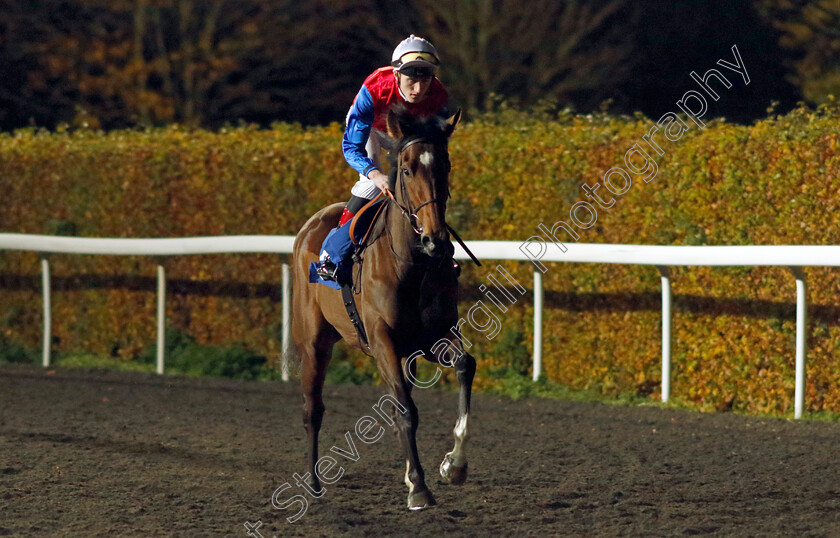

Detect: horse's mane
[390, 104, 453, 141]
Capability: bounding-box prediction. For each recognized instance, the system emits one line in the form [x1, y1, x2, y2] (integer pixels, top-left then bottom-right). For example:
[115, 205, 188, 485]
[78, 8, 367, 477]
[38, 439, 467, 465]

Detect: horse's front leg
[440, 351, 475, 485]
[373, 325, 435, 510]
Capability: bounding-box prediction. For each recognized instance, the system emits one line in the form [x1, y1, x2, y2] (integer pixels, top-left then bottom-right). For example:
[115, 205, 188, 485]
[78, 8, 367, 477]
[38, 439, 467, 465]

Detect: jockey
[315, 34, 450, 283]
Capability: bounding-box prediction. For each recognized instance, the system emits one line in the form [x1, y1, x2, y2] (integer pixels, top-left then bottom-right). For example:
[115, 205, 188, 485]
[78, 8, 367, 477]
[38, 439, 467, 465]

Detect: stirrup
[316, 260, 339, 281]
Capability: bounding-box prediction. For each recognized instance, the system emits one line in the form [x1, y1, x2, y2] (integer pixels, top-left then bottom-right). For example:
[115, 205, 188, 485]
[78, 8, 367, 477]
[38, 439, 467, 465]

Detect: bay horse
[290, 107, 475, 510]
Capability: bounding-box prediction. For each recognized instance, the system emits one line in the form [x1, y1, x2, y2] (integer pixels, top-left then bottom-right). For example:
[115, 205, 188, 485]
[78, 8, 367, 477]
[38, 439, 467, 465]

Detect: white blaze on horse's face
[419, 151, 434, 167]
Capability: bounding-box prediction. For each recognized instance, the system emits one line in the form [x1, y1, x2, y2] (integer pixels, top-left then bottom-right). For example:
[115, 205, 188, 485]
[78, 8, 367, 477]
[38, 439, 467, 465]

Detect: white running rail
[0, 234, 295, 380]
[2, 233, 836, 418]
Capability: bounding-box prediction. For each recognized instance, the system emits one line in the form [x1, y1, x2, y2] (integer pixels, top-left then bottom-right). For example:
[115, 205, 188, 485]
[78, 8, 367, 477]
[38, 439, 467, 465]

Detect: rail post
[156, 263, 166, 375]
[790, 267, 807, 419]
[657, 266, 672, 403]
[41, 257, 52, 368]
[532, 269, 544, 381]
[281, 262, 291, 381]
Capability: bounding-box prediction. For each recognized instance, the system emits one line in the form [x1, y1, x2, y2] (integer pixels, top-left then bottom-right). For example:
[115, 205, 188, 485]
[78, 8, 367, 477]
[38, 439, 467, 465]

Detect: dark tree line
[0, 0, 832, 130]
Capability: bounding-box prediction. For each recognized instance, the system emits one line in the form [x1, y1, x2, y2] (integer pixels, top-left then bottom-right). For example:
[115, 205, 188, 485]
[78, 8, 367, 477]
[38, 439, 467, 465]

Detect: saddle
[340, 196, 388, 350]
[308, 198, 386, 289]
[306, 196, 388, 349]
[308, 194, 476, 351]
[349, 195, 388, 254]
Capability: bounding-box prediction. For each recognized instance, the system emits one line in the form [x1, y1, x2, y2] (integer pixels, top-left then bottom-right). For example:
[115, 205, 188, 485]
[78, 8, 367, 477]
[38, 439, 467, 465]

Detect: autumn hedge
[2, 102, 839, 415]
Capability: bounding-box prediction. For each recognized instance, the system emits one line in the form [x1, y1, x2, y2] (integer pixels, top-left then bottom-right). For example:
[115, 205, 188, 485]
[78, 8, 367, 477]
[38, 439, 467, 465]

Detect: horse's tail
[281, 337, 301, 380]
[282, 242, 305, 381]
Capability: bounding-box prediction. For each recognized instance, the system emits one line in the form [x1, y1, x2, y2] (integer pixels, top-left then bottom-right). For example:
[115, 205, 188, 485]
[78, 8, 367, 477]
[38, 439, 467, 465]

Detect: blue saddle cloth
[308, 200, 385, 289]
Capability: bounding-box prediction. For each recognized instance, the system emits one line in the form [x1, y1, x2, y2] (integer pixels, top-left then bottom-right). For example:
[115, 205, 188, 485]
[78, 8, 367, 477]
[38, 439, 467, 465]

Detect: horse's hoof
[439, 453, 468, 485]
[407, 489, 436, 510]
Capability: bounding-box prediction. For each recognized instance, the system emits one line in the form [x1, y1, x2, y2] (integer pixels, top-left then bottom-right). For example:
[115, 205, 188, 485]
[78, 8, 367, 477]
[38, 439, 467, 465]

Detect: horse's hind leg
[300, 328, 337, 494]
[440, 351, 475, 485]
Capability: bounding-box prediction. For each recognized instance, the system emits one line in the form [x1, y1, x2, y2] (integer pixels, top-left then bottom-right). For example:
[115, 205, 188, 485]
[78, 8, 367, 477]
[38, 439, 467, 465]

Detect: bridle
[388, 137, 448, 235]
[352, 131, 482, 270]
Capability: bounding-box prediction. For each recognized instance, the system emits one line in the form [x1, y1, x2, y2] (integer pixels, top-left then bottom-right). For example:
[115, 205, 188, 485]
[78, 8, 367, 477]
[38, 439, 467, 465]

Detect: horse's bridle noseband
[390, 137, 448, 235]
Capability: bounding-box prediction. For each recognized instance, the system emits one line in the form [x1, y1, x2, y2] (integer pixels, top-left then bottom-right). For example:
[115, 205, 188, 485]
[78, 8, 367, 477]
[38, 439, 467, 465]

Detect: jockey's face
[396, 71, 433, 103]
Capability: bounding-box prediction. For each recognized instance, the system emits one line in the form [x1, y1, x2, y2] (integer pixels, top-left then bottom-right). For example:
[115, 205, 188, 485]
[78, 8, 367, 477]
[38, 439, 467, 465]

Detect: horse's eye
[402, 167, 411, 177]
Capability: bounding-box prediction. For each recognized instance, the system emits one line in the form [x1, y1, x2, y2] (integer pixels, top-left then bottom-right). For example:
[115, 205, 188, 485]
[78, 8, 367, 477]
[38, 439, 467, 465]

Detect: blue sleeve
[342, 86, 376, 177]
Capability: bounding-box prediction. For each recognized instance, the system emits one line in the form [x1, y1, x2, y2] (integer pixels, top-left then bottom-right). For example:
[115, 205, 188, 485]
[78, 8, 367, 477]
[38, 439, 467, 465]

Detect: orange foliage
[2, 101, 840, 415]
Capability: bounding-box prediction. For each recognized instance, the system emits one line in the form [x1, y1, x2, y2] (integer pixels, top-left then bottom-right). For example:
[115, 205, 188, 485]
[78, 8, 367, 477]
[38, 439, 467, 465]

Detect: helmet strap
[394, 71, 410, 102]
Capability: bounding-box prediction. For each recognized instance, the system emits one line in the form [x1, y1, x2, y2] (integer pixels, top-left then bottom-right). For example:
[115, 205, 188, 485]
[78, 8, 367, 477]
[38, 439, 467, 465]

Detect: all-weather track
[2, 363, 840, 536]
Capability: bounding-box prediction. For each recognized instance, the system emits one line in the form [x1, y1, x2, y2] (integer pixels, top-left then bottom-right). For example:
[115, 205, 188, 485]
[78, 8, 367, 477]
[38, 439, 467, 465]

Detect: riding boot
[317, 195, 372, 282]
[337, 194, 371, 229]
[316, 208, 354, 280]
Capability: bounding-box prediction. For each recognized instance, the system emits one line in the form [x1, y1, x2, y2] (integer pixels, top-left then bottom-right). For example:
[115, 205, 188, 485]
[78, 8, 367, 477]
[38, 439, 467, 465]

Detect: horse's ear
[386, 108, 403, 139]
[444, 109, 462, 136]
[379, 132, 398, 152]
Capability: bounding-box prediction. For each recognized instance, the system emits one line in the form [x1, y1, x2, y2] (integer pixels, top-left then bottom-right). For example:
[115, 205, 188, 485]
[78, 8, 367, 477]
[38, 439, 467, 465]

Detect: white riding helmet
[391, 34, 440, 73]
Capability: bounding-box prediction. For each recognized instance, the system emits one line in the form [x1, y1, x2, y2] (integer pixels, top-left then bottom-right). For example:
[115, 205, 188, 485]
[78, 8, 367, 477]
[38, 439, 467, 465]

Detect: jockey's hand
[369, 169, 392, 197]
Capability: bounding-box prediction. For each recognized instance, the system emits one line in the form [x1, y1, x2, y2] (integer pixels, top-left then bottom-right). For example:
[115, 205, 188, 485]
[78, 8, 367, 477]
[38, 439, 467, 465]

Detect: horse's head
[384, 106, 461, 258]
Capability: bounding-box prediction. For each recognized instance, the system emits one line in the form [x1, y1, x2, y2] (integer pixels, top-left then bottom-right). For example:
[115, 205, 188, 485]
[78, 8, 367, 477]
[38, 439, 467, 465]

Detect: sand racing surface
[2, 364, 840, 536]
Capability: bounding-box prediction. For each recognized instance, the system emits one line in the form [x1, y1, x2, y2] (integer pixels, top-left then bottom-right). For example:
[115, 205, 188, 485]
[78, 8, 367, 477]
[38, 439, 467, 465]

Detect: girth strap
[341, 282, 369, 349]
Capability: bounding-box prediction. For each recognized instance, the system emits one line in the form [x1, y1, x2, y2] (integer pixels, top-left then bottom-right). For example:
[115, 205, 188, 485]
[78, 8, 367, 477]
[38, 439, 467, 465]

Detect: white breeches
[349, 128, 385, 200]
